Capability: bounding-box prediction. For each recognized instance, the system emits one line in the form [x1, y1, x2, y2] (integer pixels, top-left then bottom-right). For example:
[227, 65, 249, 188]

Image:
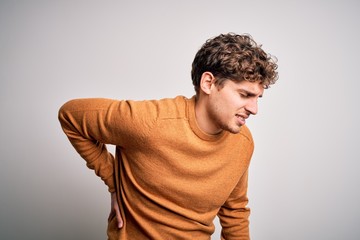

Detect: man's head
[192, 33, 278, 134]
[191, 33, 278, 95]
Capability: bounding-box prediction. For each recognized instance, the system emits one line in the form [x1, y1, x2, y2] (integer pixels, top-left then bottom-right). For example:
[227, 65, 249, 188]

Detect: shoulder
[130, 95, 188, 120]
[238, 125, 254, 144]
[226, 125, 254, 153]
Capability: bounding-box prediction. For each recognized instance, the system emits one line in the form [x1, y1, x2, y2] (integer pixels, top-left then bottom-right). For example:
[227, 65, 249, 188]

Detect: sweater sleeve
[58, 98, 141, 193]
[218, 169, 251, 240]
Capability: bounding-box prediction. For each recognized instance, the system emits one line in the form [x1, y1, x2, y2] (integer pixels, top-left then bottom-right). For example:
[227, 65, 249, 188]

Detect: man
[58, 33, 278, 240]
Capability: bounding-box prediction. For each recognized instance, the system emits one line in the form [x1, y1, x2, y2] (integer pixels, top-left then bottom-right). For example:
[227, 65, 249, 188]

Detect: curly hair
[191, 33, 278, 94]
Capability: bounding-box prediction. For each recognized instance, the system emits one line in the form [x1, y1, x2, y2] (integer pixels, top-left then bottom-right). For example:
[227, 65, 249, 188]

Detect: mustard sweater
[58, 96, 254, 240]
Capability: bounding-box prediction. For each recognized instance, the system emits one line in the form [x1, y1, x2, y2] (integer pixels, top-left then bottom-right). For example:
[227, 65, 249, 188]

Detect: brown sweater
[58, 96, 254, 240]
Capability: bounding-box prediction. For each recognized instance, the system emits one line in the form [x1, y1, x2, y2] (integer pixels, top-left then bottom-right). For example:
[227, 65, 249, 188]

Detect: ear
[199, 72, 215, 95]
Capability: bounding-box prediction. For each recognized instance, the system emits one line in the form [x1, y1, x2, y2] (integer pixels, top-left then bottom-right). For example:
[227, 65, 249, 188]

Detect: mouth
[235, 114, 248, 125]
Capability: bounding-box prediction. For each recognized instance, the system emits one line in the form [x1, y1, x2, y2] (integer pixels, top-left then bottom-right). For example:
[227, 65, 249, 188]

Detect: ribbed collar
[186, 95, 229, 142]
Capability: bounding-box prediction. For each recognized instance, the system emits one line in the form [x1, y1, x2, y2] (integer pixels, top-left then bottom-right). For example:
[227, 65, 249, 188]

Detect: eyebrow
[239, 89, 263, 98]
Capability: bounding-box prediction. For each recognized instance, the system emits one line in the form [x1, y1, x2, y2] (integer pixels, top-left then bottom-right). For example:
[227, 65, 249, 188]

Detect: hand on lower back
[109, 192, 123, 228]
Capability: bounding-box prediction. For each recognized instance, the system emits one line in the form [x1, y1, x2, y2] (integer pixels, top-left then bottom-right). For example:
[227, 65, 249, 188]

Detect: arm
[218, 170, 251, 240]
[58, 98, 127, 192]
[59, 98, 156, 229]
[59, 98, 141, 229]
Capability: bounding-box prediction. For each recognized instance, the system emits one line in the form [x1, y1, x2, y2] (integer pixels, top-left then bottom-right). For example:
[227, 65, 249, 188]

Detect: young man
[59, 33, 278, 240]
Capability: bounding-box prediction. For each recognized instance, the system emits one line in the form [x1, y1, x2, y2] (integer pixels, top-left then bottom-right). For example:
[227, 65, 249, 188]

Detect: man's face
[206, 79, 264, 134]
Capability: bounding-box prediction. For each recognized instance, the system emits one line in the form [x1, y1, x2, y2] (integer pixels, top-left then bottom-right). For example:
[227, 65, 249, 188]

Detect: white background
[1, 1, 359, 239]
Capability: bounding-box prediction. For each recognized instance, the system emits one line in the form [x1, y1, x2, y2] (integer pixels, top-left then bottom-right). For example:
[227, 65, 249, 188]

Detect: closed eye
[239, 90, 262, 99]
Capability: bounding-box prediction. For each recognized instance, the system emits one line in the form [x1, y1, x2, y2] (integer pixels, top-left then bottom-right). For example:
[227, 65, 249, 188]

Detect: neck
[194, 95, 222, 135]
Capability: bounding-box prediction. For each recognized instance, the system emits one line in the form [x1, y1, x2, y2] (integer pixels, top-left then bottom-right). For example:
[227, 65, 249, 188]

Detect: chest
[122, 129, 251, 213]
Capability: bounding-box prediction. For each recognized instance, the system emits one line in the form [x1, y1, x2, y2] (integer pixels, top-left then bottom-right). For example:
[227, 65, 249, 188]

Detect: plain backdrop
[1, 0, 360, 239]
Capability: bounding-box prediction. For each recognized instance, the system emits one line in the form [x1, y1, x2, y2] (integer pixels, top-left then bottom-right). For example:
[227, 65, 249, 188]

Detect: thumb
[113, 197, 123, 228]
[115, 204, 124, 228]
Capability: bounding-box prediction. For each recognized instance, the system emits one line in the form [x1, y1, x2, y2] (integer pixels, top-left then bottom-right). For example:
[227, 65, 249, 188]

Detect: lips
[235, 114, 248, 125]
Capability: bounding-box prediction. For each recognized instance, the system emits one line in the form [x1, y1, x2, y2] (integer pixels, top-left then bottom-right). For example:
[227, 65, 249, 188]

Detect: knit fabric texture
[58, 96, 254, 240]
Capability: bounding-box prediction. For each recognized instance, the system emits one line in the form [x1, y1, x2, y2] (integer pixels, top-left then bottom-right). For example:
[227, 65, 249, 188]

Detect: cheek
[226, 96, 242, 111]
[213, 92, 239, 116]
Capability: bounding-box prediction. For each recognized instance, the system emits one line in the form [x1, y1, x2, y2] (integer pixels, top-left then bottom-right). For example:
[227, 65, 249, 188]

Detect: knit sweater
[58, 95, 254, 240]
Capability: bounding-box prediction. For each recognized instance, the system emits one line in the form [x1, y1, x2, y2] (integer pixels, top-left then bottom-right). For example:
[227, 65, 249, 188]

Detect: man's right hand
[109, 192, 123, 228]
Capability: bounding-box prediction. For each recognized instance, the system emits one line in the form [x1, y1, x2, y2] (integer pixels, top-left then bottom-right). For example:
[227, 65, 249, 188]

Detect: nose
[245, 99, 258, 115]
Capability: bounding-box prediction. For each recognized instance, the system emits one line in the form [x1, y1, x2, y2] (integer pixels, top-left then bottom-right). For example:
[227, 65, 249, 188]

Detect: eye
[239, 92, 248, 98]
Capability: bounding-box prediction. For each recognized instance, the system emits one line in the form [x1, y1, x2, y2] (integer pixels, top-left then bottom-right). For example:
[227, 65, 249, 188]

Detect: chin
[218, 120, 242, 134]
[225, 125, 242, 134]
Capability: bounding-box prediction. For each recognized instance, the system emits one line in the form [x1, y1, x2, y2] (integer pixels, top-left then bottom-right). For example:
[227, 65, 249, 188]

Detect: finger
[114, 202, 123, 228]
